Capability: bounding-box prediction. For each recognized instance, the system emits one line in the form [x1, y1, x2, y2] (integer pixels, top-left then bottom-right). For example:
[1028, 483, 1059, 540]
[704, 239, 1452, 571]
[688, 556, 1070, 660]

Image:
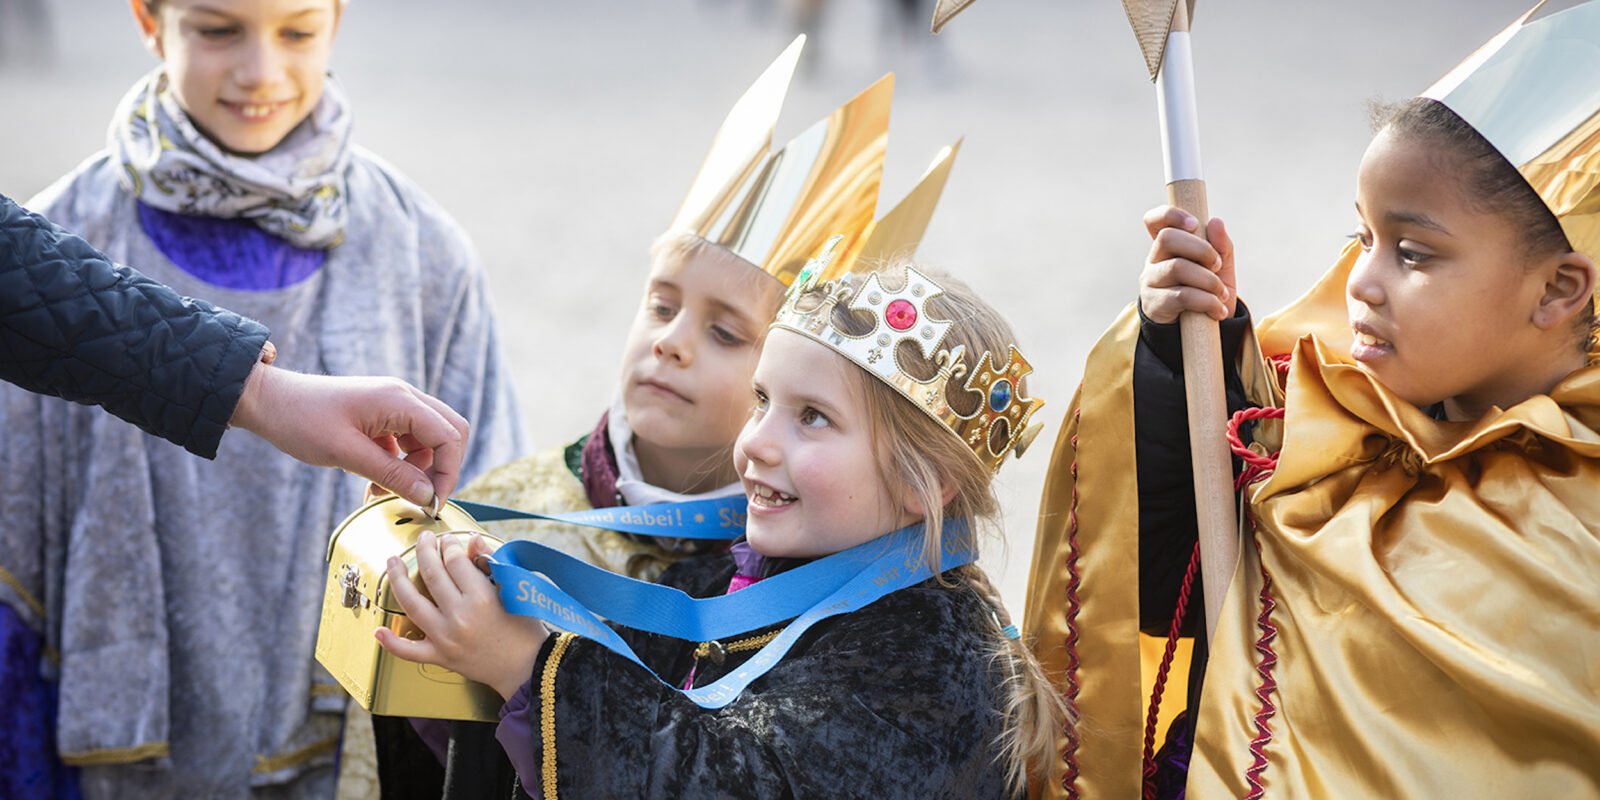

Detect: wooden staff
[1126, 0, 1236, 643]
[931, 0, 1240, 642]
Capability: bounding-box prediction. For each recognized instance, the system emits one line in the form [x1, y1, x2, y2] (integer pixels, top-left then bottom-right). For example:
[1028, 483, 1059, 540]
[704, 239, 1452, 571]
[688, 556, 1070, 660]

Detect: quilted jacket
[0, 193, 268, 458]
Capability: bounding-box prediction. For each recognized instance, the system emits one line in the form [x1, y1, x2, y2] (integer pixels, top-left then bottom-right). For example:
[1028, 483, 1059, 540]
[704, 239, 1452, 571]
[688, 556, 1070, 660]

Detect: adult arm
[0, 194, 468, 505]
[230, 365, 469, 506]
[1, 191, 267, 457]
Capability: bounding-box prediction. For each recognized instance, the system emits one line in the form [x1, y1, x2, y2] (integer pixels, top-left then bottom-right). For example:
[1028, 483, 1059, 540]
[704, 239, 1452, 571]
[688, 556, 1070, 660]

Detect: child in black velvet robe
[380, 263, 1069, 799]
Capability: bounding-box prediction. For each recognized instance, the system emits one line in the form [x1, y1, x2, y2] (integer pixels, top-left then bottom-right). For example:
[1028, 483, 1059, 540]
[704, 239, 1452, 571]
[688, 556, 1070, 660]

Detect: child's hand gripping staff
[1126, 0, 1239, 642]
[941, 0, 1246, 641]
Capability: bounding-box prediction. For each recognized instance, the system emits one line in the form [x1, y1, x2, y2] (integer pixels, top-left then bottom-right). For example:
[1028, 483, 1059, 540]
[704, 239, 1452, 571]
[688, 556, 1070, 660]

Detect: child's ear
[900, 478, 958, 517]
[129, 0, 163, 58]
[1533, 252, 1597, 330]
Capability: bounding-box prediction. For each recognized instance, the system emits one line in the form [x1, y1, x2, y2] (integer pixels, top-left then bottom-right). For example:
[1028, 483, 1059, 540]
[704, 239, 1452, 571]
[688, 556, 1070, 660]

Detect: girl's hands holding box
[1139, 205, 1238, 323]
[376, 531, 548, 701]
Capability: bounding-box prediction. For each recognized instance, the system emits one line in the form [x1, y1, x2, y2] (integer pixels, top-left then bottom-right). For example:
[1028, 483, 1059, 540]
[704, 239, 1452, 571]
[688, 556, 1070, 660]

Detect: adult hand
[1139, 205, 1238, 324]
[229, 364, 470, 507]
[376, 532, 546, 701]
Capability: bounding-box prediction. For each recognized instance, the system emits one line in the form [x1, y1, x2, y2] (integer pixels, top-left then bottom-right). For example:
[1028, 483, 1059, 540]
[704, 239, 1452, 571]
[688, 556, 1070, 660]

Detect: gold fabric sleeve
[1254, 242, 1359, 359]
[1024, 307, 1145, 799]
[1024, 304, 1278, 799]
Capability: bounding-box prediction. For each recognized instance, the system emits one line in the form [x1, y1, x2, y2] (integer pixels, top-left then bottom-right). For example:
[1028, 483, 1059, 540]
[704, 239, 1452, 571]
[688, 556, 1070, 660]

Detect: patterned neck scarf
[109, 67, 353, 249]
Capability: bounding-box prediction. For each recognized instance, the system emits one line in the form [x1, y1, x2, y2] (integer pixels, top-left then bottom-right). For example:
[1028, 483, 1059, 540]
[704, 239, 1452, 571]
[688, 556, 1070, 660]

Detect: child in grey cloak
[0, 2, 525, 798]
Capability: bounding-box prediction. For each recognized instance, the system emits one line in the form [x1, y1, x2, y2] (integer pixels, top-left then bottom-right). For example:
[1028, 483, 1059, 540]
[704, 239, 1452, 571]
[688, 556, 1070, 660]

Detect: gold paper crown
[1422, 0, 1600, 264]
[670, 35, 961, 286]
[770, 237, 1044, 473]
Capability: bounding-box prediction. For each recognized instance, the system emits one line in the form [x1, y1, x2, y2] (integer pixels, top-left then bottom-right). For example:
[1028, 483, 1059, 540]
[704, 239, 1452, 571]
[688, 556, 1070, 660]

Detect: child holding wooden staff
[1026, 4, 1600, 797]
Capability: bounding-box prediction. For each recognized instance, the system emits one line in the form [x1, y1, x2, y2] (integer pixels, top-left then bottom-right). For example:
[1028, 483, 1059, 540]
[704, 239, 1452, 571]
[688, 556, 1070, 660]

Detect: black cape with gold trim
[524, 552, 1012, 799]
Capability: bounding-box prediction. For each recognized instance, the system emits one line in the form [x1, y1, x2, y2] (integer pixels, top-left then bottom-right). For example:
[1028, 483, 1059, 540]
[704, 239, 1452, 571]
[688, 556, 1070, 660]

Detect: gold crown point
[846, 138, 964, 280]
[793, 234, 843, 292]
[1013, 422, 1044, 459]
[671, 40, 957, 286]
[959, 345, 1044, 468]
[671, 35, 803, 236]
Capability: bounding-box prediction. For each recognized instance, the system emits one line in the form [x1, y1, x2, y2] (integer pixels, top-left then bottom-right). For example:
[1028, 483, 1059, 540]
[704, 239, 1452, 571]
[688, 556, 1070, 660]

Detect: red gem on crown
[885, 299, 917, 330]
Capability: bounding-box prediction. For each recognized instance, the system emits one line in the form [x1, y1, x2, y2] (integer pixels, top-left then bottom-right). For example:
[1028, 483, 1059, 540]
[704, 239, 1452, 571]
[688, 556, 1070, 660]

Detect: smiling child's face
[734, 330, 917, 559]
[1345, 128, 1578, 420]
[136, 0, 340, 155]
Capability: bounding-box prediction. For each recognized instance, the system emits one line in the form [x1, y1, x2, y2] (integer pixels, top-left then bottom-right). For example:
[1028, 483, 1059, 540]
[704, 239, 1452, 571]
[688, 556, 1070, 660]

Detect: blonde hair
[649, 230, 749, 272]
[800, 262, 1070, 796]
[141, 0, 348, 12]
[646, 230, 779, 314]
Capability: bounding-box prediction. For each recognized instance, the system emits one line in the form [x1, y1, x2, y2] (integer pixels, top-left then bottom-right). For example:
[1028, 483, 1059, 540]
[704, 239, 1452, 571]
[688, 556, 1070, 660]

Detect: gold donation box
[317, 495, 505, 722]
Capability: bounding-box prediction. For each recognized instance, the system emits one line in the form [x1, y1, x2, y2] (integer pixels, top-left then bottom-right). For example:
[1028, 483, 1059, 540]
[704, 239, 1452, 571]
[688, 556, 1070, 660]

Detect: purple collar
[728, 539, 812, 592]
[732, 537, 768, 582]
[579, 411, 622, 509]
[138, 202, 325, 291]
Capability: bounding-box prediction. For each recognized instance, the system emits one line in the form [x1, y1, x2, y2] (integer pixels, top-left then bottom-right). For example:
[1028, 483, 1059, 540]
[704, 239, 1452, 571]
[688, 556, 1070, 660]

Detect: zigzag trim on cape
[1060, 406, 1085, 798]
[1242, 535, 1281, 799]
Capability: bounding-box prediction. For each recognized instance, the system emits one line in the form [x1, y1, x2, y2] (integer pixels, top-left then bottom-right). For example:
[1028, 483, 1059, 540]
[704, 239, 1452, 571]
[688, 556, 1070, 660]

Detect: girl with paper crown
[377, 253, 1067, 799]
[1025, 3, 1600, 797]
[365, 35, 964, 800]
[0, 0, 528, 798]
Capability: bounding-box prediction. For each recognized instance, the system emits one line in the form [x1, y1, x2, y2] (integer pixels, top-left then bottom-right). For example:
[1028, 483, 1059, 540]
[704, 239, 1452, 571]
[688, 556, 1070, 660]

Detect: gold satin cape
[1025, 244, 1600, 798]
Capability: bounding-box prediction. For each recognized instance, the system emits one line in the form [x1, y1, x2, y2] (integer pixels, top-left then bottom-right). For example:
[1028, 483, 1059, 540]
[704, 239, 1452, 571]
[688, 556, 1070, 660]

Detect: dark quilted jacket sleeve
[0, 193, 270, 458]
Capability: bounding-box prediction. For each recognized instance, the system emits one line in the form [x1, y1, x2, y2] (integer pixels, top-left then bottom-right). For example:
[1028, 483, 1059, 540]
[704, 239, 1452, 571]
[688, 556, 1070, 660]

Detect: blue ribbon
[455, 496, 746, 540]
[487, 521, 974, 708]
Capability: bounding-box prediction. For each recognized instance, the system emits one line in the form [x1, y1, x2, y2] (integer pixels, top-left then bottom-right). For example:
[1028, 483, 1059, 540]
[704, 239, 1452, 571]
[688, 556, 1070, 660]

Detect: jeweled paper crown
[670, 36, 960, 286]
[1422, 0, 1600, 265]
[770, 237, 1044, 473]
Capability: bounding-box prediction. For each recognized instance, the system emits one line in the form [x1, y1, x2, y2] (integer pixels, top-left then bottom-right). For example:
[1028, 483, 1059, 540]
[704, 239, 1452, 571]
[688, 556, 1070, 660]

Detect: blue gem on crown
[989, 379, 1013, 412]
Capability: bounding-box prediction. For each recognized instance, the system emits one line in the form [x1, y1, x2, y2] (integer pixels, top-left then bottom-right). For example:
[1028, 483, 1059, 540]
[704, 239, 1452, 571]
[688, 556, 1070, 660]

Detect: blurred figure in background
[793, 0, 828, 73]
[0, 0, 53, 67]
[785, 0, 949, 80]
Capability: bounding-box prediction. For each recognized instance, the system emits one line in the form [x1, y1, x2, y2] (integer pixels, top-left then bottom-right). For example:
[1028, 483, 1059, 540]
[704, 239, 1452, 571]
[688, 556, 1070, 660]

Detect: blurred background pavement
[0, 0, 1543, 614]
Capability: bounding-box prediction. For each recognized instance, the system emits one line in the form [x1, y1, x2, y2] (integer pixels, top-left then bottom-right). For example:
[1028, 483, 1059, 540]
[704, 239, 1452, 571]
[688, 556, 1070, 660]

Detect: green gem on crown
[794, 260, 818, 288]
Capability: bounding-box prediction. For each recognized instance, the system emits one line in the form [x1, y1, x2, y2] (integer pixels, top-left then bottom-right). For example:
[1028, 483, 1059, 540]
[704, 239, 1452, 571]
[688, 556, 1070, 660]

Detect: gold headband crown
[1422, 0, 1600, 263]
[670, 35, 961, 286]
[771, 237, 1045, 473]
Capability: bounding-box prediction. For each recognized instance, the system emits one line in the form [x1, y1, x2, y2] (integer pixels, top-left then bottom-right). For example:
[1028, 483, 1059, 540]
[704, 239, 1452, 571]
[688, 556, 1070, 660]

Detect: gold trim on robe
[1024, 309, 1145, 799]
